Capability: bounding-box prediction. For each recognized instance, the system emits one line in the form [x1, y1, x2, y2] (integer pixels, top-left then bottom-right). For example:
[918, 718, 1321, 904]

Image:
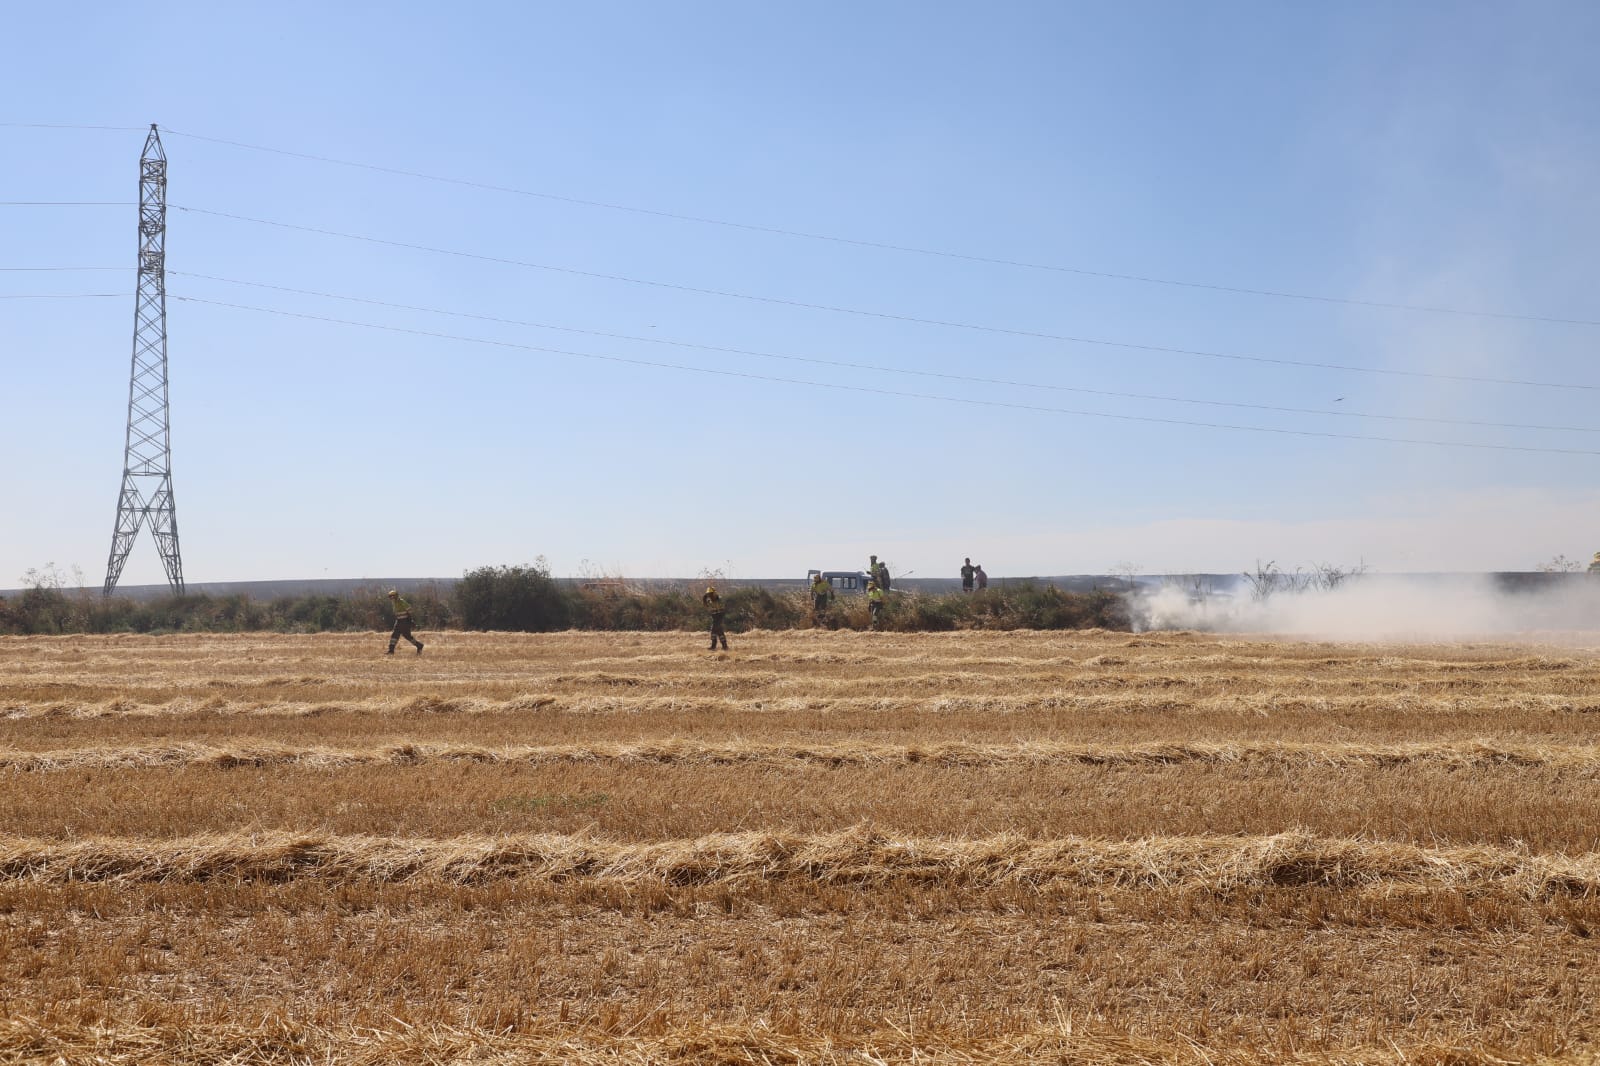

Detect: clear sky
[5, 1, 1600, 587]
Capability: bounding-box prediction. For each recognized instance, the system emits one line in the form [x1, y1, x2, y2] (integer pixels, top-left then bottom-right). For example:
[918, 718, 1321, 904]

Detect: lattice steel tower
[104, 124, 184, 594]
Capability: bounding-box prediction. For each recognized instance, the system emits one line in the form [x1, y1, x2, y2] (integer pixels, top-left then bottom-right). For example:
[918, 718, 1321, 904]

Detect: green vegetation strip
[1, 565, 1128, 635]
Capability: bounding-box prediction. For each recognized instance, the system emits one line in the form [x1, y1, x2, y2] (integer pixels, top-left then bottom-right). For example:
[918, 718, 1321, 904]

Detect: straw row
[0, 1016, 1528, 1066]
[10, 687, 1600, 720]
[2, 828, 1597, 894]
[5, 738, 1600, 774]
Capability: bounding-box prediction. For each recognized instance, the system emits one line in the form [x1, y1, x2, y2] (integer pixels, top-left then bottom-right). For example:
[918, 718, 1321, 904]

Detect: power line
[170, 270, 1600, 436]
[0, 292, 125, 299]
[12, 121, 1597, 329]
[169, 293, 1600, 458]
[0, 123, 144, 131]
[174, 204, 1600, 394]
[157, 126, 1600, 329]
[0, 201, 134, 206]
[0, 266, 121, 271]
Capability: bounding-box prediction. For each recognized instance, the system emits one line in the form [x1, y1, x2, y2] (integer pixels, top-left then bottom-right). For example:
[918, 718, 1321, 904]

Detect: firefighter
[811, 572, 833, 620]
[385, 590, 424, 655]
[703, 585, 729, 651]
[867, 580, 885, 630]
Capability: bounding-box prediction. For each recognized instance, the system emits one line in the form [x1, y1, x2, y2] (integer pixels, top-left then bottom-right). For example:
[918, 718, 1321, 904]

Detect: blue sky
[5, 1, 1600, 586]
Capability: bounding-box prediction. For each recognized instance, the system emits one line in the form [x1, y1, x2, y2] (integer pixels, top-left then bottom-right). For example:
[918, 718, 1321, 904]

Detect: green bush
[1014, 584, 1125, 630]
[724, 587, 808, 630]
[570, 587, 698, 630]
[454, 564, 571, 631]
[885, 593, 961, 632]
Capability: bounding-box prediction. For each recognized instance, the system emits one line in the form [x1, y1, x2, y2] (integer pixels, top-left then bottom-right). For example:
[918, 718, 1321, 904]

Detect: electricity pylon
[104, 124, 184, 595]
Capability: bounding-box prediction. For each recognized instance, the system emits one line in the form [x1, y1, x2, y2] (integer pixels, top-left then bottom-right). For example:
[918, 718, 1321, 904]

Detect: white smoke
[1133, 574, 1600, 642]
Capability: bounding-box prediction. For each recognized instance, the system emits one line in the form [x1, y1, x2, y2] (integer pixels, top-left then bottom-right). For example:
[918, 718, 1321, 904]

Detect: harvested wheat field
[5, 628, 1600, 1064]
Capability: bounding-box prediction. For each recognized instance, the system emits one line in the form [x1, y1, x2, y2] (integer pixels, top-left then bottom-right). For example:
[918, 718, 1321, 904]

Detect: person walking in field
[811, 572, 833, 621]
[385, 589, 424, 655]
[703, 585, 730, 651]
[975, 564, 988, 591]
[867, 580, 885, 629]
[960, 558, 976, 593]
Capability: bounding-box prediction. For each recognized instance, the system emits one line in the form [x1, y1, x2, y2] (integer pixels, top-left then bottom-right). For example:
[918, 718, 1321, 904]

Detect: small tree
[454, 560, 571, 631]
[1163, 574, 1216, 613]
[1241, 560, 1314, 602]
[1311, 560, 1369, 591]
[16, 564, 76, 634]
[1538, 554, 1582, 573]
[1242, 560, 1282, 603]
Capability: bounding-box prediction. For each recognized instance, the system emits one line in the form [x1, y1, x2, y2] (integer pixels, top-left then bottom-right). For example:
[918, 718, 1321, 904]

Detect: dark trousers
[708, 613, 728, 649]
[389, 617, 422, 651]
[813, 595, 829, 616]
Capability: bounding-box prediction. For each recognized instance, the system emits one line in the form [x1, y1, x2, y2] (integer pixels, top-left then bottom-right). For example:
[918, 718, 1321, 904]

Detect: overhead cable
[0, 123, 144, 131]
[170, 270, 1600, 435]
[173, 205, 1600, 393]
[157, 126, 1599, 328]
[169, 294, 1600, 458]
[0, 293, 125, 299]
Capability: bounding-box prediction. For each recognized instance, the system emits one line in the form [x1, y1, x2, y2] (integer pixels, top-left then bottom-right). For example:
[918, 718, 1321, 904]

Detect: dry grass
[4, 827, 1600, 896]
[1, 1018, 1582, 1066]
[9, 737, 1600, 772]
[5, 630, 1600, 1062]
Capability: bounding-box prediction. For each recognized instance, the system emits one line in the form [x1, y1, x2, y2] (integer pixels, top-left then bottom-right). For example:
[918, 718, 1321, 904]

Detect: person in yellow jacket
[810, 572, 833, 621]
[703, 585, 729, 651]
[1589, 552, 1600, 575]
[867, 580, 885, 630]
[386, 590, 424, 655]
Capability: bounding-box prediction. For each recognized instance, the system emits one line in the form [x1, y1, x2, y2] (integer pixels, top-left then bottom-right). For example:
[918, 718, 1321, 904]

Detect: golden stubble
[3, 629, 1600, 1064]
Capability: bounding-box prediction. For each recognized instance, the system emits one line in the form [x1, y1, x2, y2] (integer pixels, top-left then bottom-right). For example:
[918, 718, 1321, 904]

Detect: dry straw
[6, 738, 1599, 773]
[0, 1017, 1559, 1066]
[1, 828, 1597, 896]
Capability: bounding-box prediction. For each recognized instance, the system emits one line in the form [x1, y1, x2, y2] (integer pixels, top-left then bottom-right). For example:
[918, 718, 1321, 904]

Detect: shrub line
[0, 567, 1129, 635]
